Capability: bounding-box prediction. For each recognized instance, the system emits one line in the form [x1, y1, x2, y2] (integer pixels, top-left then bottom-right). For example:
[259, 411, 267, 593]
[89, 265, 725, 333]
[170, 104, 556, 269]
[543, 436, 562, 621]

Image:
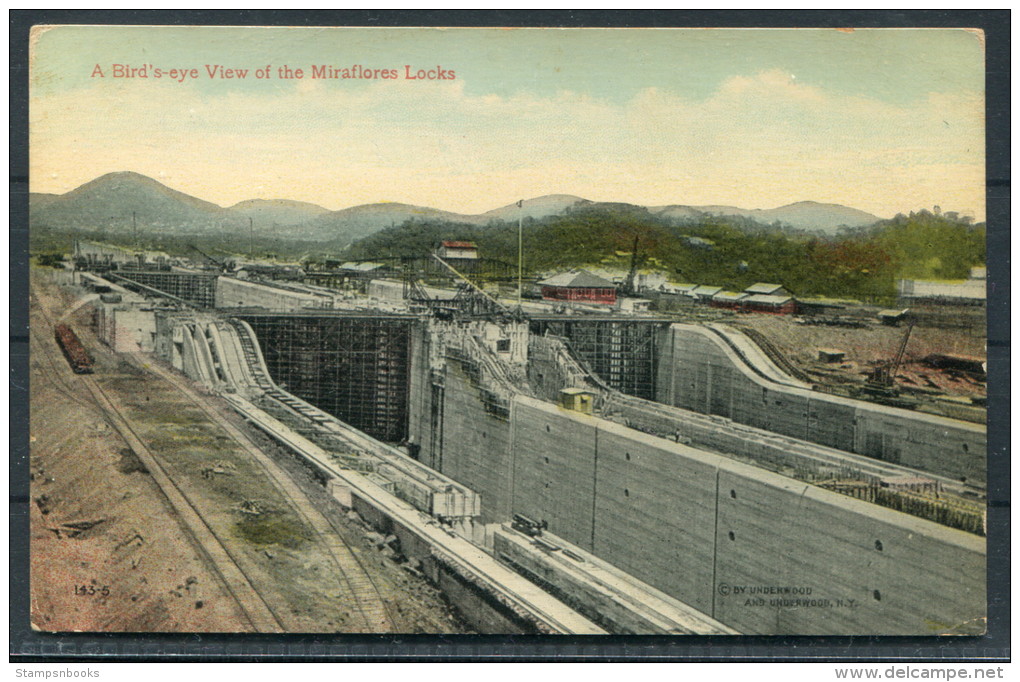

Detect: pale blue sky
[30, 26, 986, 218]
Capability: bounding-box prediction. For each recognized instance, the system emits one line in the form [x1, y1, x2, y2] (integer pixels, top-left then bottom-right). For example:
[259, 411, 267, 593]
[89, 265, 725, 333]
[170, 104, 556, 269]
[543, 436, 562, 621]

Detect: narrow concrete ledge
[494, 524, 737, 635]
[224, 393, 606, 635]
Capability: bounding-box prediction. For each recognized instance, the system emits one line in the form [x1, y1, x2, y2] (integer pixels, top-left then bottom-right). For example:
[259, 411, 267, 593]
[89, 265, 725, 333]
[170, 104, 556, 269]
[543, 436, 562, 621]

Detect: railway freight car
[54, 323, 94, 374]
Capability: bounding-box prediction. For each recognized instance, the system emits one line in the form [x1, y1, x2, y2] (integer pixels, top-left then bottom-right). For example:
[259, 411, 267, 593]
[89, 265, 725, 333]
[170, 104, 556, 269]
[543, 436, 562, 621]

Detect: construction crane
[429, 253, 515, 318]
[622, 234, 641, 296]
[862, 320, 918, 408]
[187, 244, 228, 271]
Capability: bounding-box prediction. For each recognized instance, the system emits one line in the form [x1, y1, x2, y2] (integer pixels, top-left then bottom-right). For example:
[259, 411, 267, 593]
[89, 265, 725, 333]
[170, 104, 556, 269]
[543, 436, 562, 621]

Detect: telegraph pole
[517, 199, 524, 309]
[249, 217, 254, 261]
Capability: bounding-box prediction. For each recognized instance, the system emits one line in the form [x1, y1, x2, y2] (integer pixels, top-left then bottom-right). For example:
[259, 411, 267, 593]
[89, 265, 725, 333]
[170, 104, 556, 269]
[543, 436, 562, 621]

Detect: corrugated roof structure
[340, 261, 386, 272]
[744, 294, 793, 305]
[898, 278, 985, 301]
[539, 269, 616, 289]
[713, 291, 748, 302]
[662, 283, 698, 294]
[745, 282, 789, 296]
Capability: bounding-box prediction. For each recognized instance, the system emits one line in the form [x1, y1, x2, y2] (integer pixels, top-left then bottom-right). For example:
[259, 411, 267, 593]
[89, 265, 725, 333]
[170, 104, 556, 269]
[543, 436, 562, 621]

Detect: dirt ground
[29, 268, 470, 634]
[730, 312, 987, 400]
[30, 279, 249, 632]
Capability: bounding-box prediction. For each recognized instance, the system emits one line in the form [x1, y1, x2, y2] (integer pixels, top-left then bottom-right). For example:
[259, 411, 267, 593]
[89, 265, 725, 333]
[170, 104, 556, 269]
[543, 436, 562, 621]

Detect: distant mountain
[227, 198, 330, 227]
[763, 201, 882, 231]
[29, 171, 885, 245]
[300, 202, 481, 245]
[654, 201, 881, 233]
[307, 195, 591, 244]
[480, 194, 588, 222]
[648, 205, 708, 222]
[30, 171, 229, 234]
[29, 193, 62, 211]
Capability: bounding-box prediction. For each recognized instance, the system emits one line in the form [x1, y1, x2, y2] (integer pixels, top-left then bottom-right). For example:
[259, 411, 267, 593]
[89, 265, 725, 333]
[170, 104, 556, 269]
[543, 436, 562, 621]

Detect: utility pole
[132, 211, 137, 250]
[249, 217, 254, 261]
[517, 199, 524, 309]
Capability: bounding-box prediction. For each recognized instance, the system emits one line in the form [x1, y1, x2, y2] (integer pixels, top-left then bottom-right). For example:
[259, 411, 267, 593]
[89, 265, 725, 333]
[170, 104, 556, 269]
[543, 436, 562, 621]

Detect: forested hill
[341, 204, 985, 302]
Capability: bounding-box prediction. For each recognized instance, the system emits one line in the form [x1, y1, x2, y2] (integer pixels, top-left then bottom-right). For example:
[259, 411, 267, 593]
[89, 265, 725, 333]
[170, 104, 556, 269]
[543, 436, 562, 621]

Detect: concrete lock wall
[216, 277, 330, 310]
[500, 396, 984, 635]
[441, 361, 513, 522]
[589, 421, 720, 617]
[511, 400, 600, 550]
[96, 306, 157, 353]
[409, 319, 984, 633]
[656, 324, 986, 486]
[116, 271, 219, 308]
[409, 323, 516, 524]
[712, 468, 985, 635]
[416, 359, 513, 524]
[406, 325, 432, 458]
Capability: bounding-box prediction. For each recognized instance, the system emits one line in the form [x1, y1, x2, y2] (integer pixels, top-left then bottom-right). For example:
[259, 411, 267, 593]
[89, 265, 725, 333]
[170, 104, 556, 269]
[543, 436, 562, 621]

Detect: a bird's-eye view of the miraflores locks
[27, 25, 988, 636]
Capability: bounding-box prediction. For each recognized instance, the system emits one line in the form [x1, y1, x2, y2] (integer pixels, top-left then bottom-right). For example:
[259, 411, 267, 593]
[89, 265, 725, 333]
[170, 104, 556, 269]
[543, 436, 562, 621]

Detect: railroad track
[231, 321, 274, 390]
[80, 376, 287, 632]
[725, 324, 814, 384]
[34, 279, 603, 634]
[230, 320, 645, 632]
[36, 279, 396, 632]
[31, 283, 284, 633]
[135, 355, 394, 632]
[229, 321, 408, 629]
[230, 397, 606, 634]
[29, 296, 99, 413]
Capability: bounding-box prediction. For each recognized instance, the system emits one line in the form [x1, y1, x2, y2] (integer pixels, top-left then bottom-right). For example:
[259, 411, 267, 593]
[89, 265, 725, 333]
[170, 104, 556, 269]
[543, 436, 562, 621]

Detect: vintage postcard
[27, 25, 987, 636]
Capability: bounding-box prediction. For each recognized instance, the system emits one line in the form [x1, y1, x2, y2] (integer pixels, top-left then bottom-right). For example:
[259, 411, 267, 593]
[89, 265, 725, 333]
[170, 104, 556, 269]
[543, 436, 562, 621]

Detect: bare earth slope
[29, 269, 467, 633]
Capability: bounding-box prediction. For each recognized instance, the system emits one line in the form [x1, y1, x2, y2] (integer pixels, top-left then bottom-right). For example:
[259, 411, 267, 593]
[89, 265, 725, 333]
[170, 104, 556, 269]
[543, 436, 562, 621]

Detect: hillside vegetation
[342, 205, 985, 303]
[29, 173, 983, 305]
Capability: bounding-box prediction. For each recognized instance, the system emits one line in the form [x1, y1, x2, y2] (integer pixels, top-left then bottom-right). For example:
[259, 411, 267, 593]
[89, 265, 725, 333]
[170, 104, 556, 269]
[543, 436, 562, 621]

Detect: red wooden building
[709, 291, 748, 310]
[742, 283, 796, 314]
[743, 294, 797, 314]
[539, 269, 617, 305]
